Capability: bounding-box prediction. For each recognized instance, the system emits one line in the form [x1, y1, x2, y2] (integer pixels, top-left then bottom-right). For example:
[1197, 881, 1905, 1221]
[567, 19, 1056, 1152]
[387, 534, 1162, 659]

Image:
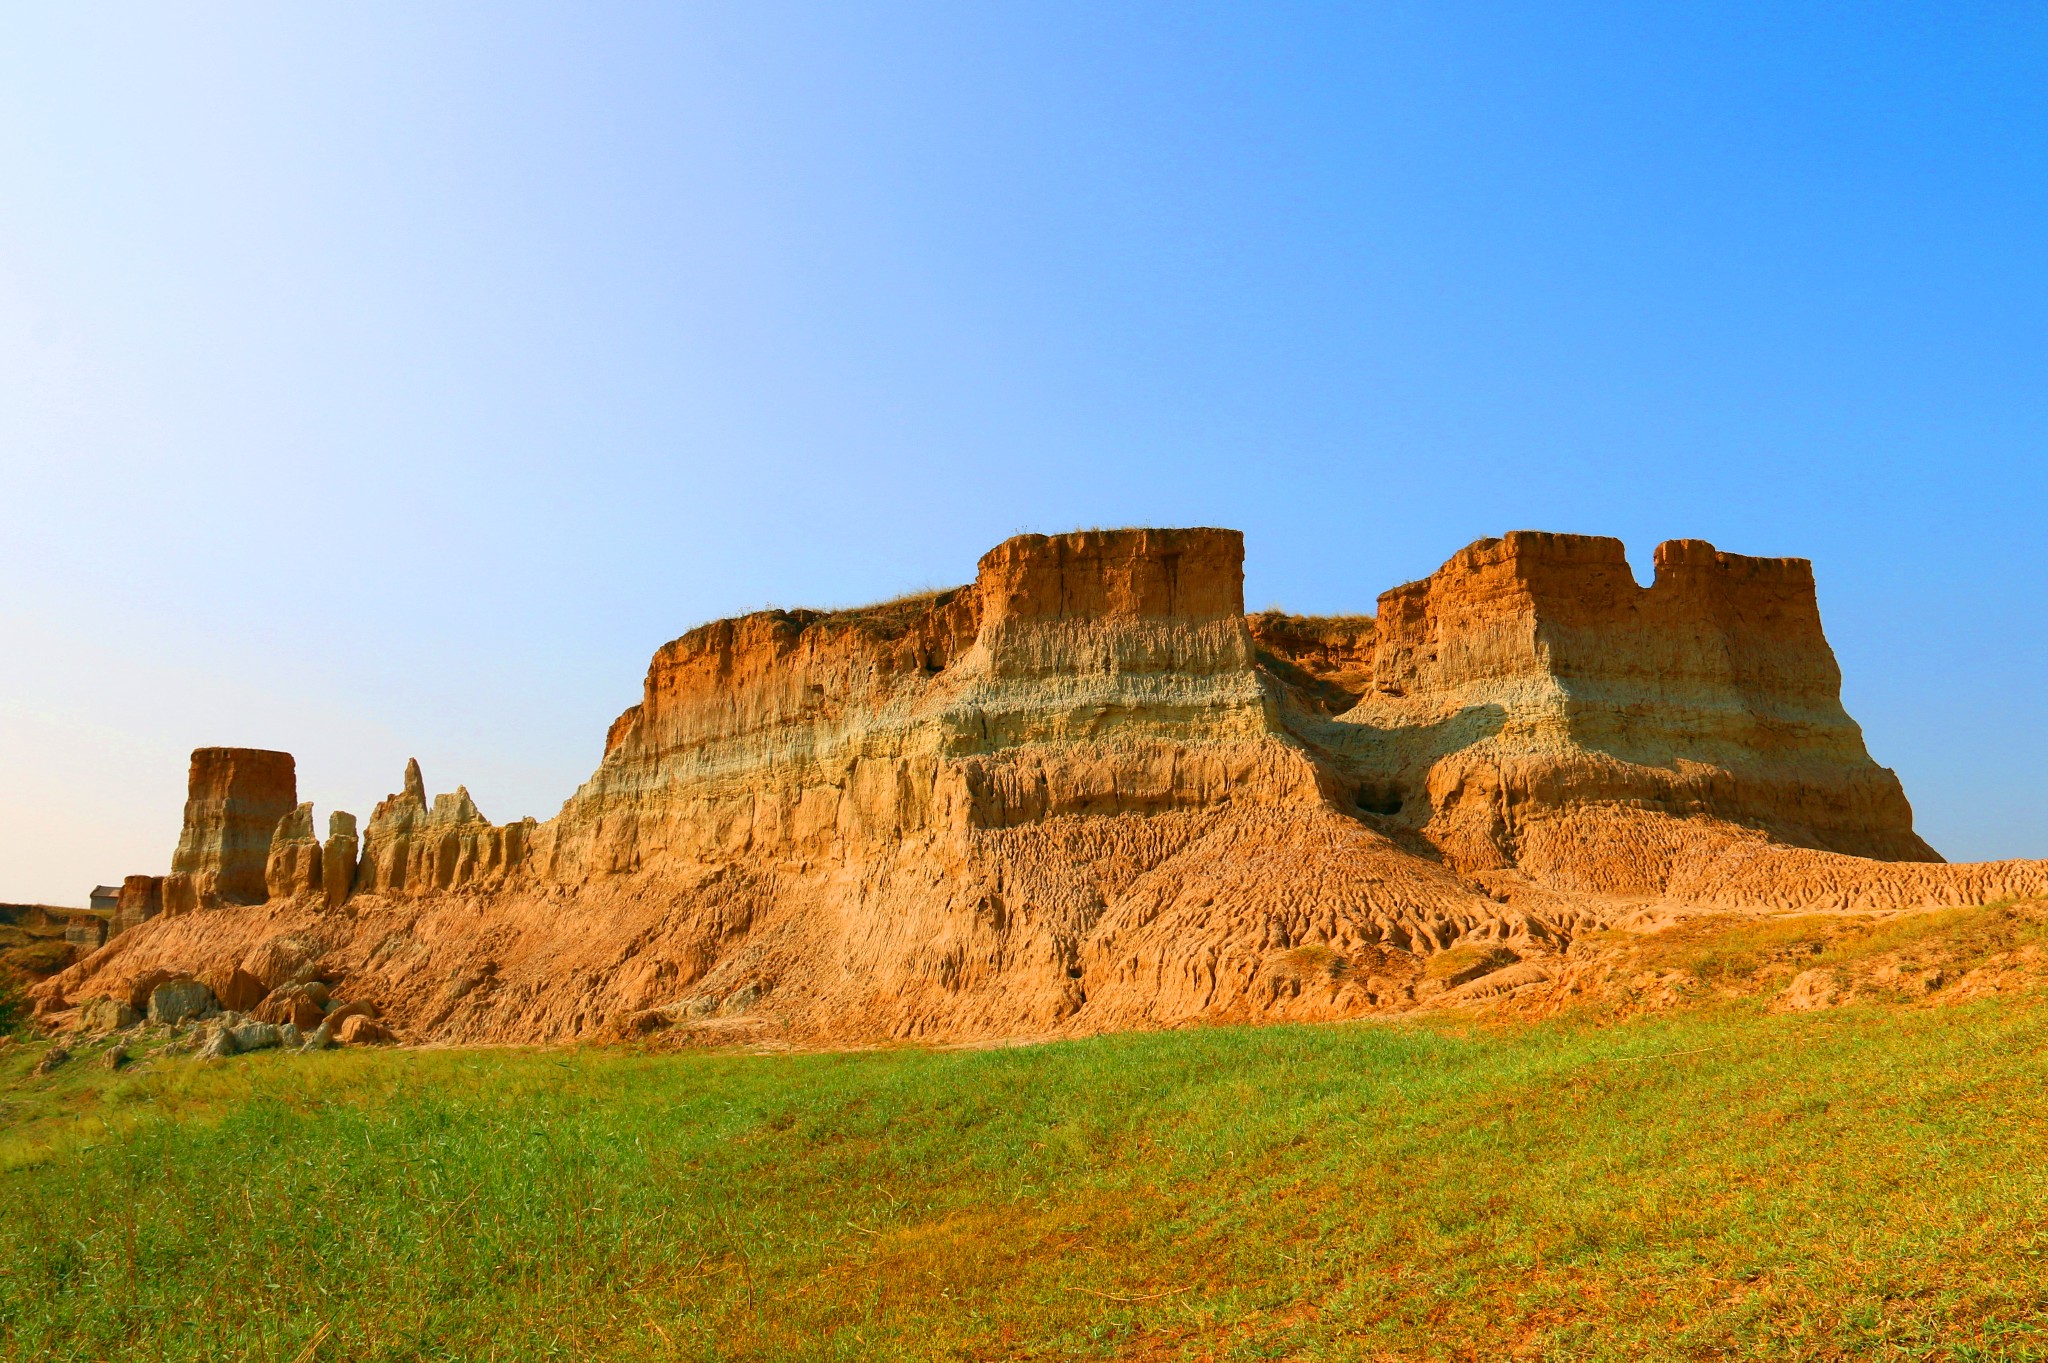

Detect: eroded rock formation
[264, 803, 323, 902]
[43, 527, 2048, 1047]
[109, 875, 162, 938]
[161, 748, 298, 915]
[322, 812, 357, 911]
[359, 759, 530, 895]
[1271, 531, 1938, 887]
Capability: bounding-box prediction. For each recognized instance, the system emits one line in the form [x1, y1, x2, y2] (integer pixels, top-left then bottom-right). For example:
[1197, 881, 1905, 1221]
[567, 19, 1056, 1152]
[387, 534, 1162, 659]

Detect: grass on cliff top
[5, 995, 2048, 1362]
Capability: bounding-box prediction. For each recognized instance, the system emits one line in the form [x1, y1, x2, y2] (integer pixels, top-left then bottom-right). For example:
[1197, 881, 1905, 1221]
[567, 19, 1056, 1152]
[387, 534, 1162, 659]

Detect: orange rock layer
[44, 528, 2048, 1045]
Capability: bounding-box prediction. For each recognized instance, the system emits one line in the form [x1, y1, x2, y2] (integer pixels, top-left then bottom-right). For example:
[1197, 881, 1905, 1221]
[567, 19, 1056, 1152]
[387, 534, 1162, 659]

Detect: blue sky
[2, 3, 2044, 901]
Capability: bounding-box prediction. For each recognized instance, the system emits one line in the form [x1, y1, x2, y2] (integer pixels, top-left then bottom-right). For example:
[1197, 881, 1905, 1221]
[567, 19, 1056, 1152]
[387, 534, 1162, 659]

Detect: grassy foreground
[3, 998, 2048, 1361]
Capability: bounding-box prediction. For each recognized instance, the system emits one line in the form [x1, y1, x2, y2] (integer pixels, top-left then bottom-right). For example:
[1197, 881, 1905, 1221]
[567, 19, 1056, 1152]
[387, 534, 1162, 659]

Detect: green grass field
[4, 992, 2048, 1361]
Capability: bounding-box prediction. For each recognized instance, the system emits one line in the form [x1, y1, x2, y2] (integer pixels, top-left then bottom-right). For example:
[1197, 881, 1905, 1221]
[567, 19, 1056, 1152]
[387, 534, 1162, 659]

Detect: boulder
[251, 988, 324, 1031]
[147, 977, 217, 1026]
[201, 965, 269, 1014]
[195, 1024, 237, 1060]
[239, 935, 323, 992]
[323, 999, 380, 1029]
[76, 997, 141, 1034]
[125, 968, 178, 1015]
[617, 1008, 673, 1037]
[336, 1014, 396, 1046]
[102, 1044, 129, 1071]
[285, 963, 330, 991]
[228, 1021, 282, 1053]
[302, 1018, 336, 1052]
[31, 1044, 70, 1076]
[278, 1022, 304, 1049]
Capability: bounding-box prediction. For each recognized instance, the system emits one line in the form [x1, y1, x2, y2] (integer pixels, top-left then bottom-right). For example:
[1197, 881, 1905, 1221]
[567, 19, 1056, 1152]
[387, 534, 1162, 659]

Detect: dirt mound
[41, 527, 2048, 1045]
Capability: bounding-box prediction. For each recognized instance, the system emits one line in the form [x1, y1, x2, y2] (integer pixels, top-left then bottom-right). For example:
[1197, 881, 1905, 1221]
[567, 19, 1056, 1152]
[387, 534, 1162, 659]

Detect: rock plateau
[39, 527, 2048, 1046]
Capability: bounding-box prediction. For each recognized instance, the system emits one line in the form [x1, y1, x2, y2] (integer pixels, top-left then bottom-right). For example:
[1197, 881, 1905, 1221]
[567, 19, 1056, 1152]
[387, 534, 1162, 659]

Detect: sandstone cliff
[161, 748, 298, 915]
[264, 803, 322, 902]
[1272, 531, 1939, 889]
[44, 527, 2048, 1047]
[108, 875, 163, 938]
[358, 759, 531, 896]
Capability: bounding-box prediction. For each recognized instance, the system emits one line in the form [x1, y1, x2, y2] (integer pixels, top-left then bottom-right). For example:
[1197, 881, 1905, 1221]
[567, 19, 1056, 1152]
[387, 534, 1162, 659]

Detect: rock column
[109, 875, 163, 938]
[323, 811, 358, 909]
[161, 747, 297, 914]
[264, 802, 324, 900]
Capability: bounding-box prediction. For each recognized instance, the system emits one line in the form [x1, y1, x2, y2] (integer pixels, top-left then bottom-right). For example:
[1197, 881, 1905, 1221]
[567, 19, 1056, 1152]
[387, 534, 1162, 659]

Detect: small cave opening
[1354, 783, 1404, 817]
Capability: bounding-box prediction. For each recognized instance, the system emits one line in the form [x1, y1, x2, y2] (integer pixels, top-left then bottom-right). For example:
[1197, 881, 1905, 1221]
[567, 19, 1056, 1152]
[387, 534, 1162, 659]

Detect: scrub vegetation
[3, 992, 2047, 1361]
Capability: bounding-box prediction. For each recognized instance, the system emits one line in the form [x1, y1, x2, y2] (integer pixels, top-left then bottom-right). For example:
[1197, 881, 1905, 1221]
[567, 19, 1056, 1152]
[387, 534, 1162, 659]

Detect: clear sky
[3, 4, 2044, 904]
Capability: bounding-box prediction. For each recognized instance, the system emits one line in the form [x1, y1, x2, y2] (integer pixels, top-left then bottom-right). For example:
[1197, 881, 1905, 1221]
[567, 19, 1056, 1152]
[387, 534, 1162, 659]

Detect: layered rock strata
[264, 803, 323, 901]
[534, 528, 1301, 879]
[108, 875, 163, 938]
[44, 527, 2048, 1047]
[1274, 532, 1938, 887]
[359, 759, 531, 895]
[161, 748, 298, 915]
[322, 812, 357, 910]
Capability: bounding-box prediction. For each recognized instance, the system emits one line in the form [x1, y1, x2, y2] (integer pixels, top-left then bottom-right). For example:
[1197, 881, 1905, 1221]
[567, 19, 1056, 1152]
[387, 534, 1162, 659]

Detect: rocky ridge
[36, 527, 2048, 1047]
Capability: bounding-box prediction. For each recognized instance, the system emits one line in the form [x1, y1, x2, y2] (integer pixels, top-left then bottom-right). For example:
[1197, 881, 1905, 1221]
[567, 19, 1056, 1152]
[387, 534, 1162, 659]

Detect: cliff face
[161, 748, 298, 915]
[358, 759, 531, 896]
[1274, 531, 1937, 888]
[535, 527, 1310, 881]
[108, 875, 162, 938]
[48, 527, 2048, 1047]
[263, 803, 322, 902]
